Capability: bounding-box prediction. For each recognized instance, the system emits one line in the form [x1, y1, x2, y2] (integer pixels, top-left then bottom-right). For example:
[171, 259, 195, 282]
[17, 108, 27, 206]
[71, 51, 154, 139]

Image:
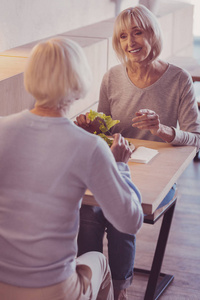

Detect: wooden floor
[103, 156, 200, 299]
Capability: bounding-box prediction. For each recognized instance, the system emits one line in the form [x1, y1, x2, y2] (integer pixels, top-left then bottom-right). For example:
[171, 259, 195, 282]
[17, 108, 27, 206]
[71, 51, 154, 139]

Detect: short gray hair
[24, 38, 92, 110]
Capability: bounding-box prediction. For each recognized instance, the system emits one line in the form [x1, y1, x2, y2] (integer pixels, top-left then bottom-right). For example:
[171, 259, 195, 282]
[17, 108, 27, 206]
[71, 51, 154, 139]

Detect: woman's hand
[132, 109, 161, 135]
[132, 109, 175, 142]
[110, 133, 132, 163]
[74, 113, 102, 134]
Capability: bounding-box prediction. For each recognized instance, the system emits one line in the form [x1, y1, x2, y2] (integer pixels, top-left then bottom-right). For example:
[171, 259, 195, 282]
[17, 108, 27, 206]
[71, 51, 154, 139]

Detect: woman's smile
[120, 23, 151, 63]
[128, 47, 142, 54]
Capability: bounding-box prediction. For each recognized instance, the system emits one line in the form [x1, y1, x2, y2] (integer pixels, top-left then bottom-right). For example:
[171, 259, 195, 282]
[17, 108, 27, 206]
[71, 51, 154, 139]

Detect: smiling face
[112, 6, 163, 67]
[119, 22, 152, 64]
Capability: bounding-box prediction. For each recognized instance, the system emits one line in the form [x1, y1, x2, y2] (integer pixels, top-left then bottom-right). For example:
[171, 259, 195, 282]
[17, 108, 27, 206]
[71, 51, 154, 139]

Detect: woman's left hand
[132, 109, 161, 135]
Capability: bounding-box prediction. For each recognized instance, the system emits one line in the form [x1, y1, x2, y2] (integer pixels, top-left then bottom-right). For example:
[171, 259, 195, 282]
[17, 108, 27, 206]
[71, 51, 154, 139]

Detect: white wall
[173, 0, 200, 37]
[0, 0, 138, 52]
[0, 0, 194, 117]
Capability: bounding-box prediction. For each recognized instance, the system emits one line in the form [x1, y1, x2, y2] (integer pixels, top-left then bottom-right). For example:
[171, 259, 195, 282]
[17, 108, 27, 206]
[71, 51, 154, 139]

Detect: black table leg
[134, 199, 177, 300]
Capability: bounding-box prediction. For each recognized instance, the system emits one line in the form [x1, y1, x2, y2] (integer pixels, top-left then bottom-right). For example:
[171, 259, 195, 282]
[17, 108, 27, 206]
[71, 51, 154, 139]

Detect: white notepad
[129, 146, 159, 164]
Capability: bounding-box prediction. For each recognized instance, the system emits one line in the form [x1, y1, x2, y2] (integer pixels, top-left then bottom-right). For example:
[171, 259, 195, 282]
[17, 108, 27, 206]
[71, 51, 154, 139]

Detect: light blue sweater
[0, 110, 143, 287]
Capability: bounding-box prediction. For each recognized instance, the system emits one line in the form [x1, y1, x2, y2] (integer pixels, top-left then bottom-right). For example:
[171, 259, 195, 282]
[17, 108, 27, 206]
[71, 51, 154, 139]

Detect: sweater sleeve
[170, 72, 200, 150]
[84, 138, 144, 235]
[97, 72, 111, 115]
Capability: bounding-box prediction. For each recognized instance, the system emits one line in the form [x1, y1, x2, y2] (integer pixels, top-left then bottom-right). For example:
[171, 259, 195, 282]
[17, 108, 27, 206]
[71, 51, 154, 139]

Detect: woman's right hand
[74, 113, 97, 134]
[110, 133, 132, 163]
[74, 113, 91, 129]
[75, 113, 107, 134]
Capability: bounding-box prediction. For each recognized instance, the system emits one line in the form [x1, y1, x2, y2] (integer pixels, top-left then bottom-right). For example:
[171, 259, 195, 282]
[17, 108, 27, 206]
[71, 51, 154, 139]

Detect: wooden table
[83, 139, 196, 299]
[84, 139, 196, 215]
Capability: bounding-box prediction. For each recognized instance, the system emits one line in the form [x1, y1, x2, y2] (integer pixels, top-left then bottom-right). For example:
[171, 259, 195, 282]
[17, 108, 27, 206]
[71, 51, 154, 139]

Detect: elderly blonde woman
[0, 38, 143, 300]
[76, 5, 200, 300]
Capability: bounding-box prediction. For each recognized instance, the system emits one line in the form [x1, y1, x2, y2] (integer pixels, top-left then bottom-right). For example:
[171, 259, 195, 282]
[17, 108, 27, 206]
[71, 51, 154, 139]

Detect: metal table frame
[134, 195, 177, 300]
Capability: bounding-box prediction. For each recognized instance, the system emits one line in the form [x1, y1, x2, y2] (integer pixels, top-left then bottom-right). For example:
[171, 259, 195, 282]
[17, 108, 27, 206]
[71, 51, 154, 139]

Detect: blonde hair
[24, 38, 92, 109]
[112, 5, 163, 66]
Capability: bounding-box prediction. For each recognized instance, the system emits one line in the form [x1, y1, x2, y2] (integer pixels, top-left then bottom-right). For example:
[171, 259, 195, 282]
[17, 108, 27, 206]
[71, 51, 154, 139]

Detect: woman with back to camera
[0, 37, 144, 300]
[76, 5, 200, 299]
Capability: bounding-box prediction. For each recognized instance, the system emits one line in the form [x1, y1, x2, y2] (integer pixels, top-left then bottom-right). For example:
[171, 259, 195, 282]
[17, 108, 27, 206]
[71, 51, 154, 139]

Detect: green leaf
[88, 110, 120, 133]
[97, 133, 113, 147]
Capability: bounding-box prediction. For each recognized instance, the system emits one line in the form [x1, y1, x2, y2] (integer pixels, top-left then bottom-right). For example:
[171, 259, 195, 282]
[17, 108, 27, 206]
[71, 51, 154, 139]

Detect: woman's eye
[135, 31, 142, 35]
[120, 34, 127, 39]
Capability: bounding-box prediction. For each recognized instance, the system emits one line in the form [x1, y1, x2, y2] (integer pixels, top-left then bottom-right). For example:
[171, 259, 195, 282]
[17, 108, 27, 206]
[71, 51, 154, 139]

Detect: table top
[83, 139, 196, 215]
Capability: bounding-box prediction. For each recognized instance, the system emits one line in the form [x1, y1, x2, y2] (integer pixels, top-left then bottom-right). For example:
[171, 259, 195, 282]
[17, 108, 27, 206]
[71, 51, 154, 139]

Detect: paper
[129, 146, 159, 164]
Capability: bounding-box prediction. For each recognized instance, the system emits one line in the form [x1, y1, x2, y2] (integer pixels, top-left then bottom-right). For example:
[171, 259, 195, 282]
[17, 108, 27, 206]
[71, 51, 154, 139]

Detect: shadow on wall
[110, 0, 123, 15]
[111, 0, 140, 16]
[111, 0, 160, 16]
[139, 0, 160, 15]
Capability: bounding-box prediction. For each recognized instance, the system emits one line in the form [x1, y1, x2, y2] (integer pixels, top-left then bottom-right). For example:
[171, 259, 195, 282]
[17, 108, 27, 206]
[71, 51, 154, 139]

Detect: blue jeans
[78, 184, 176, 290]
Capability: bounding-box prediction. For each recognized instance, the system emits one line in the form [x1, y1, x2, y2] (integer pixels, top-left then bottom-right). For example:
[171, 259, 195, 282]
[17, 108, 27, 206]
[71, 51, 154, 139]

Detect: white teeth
[130, 48, 140, 53]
